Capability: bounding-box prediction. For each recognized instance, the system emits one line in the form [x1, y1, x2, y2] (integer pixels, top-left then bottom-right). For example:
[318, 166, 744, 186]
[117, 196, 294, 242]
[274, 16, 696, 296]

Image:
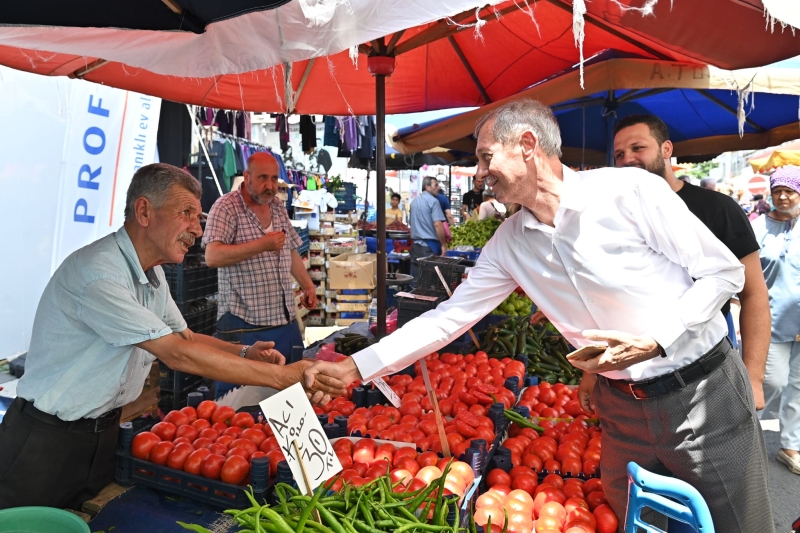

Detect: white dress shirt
[353, 166, 744, 382]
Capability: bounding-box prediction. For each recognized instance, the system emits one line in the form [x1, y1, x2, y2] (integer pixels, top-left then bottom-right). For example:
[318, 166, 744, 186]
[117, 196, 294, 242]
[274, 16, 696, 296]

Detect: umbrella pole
[604, 90, 618, 167]
[369, 51, 395, 339]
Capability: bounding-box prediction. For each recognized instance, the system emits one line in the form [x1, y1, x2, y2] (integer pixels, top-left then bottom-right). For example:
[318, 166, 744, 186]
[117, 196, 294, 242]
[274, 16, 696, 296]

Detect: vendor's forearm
[139, 335, 289, 389]
[290, 249, 314, 290]
[737, 253, 771, 382]
[205, 241, 263, 268]
[192, 332, 241, 356]
[434, 221, 447, 249]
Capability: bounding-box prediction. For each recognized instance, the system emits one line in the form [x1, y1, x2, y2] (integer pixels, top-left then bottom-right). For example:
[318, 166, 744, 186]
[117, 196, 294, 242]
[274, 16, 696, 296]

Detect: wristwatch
[239, 345, 250, 358]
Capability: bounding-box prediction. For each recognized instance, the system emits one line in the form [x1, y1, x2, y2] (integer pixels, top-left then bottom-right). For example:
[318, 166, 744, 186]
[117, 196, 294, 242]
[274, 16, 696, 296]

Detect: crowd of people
[1, 97, 797, 533]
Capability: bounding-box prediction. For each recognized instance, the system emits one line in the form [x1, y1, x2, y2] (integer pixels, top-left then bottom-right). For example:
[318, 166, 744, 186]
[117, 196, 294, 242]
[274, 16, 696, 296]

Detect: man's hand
[246, 341, 286, 365]
[577, 373, 598, 415]
[750, 376, 765, 410]
[277, 359, 349, 405]
[301, 286, 318, 310]
[260, 231, 286, 252]
[568, 330, 661, 373]
[304, 358, 362, 395]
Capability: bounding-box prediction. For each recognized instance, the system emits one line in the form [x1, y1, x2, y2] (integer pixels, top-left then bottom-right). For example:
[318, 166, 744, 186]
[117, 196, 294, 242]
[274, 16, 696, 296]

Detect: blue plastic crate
[340, 289, 370, 295]
[446, 249, 481, 261]
[339, 312, 366, 319]
[366, 236, 394, 254]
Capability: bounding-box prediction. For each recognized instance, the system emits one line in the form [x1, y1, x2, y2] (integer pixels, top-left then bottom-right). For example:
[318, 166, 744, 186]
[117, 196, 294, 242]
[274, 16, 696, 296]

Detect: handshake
[295, 357, 364, 405]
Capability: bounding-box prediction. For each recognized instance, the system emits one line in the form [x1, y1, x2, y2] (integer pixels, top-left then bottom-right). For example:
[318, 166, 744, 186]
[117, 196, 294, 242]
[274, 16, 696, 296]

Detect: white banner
[0, 65, 160, 359]
[52, 85, 161, 270]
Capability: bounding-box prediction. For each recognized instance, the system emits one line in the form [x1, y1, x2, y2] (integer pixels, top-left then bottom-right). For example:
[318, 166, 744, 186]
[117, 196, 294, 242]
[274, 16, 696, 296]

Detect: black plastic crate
[178, 298, 218, 336]
[332, 182, 356, 201]
[163, 262, 218, 303]
[158, 380, 214, 412]
[335, 200, 356, 214]
[397, 288, 449, 326]
[417, 256, 473, 293]
[158, 360, 204, 392]
[116, 423, 270, 509]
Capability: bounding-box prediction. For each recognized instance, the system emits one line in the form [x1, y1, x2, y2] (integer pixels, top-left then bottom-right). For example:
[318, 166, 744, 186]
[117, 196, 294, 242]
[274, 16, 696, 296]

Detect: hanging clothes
[299, 115, 317, 153]
[323, 116, 339, 147]
[234, 141, 245, 174]
[356, 116, 376, 160]
[221, 140, 237, 192]
[341, 116, 359, 152]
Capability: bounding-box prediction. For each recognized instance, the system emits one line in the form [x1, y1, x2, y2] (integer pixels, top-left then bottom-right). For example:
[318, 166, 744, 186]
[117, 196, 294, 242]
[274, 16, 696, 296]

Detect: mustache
[178, 233, 196, 246]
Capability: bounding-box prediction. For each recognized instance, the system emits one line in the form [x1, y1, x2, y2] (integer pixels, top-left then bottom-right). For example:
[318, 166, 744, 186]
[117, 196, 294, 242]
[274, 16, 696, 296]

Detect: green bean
[358, 498, 374, 528]
[313, 502, 348, 533]
[255, 508, 295, 533]
[176, 523, 214, 533]
[296, 484, 326, 533]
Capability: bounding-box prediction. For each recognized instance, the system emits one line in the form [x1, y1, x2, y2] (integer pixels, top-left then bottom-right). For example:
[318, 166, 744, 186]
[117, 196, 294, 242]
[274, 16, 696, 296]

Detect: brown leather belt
[604, 337, 731, 400]
[17, 398, 120, 433]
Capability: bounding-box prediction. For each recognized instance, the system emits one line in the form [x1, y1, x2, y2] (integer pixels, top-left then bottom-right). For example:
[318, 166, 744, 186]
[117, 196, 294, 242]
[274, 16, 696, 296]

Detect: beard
[624, 157, 667, 179]
[247, 184, 274, 205]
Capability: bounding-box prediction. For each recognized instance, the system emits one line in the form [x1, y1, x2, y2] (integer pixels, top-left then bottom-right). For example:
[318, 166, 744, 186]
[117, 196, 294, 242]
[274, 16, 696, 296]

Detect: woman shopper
[752, 166, 800, 474]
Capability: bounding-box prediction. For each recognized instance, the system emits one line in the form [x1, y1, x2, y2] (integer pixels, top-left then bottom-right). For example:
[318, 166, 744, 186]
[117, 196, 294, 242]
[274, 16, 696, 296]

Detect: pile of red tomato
[516, 382, 593, 420]
[130, 400, 288, 486]
[327, 437, 477, 501]
[475, 475, 618, 533]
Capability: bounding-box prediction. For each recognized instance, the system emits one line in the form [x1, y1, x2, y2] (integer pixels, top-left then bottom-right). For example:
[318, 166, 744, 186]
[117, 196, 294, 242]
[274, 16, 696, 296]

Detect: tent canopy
[1, 1, 799, 114]
[749, 150, 800, 173]
[392, 53, 800, 166]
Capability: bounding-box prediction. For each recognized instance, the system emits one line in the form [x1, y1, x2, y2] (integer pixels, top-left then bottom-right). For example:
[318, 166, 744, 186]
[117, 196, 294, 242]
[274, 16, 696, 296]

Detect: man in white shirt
[305, 99, 772, 532]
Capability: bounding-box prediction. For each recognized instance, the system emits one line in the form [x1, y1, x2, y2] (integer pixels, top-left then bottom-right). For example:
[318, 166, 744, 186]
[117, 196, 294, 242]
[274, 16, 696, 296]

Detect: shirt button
[151, 329, 156, 333]
[554, 233, 559, 239]
[568, 267, 575, 275]
[586, 299, 593, 304]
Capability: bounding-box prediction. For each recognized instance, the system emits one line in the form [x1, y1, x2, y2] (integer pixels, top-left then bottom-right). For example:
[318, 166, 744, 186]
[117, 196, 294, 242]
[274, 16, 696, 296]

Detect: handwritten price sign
[260, 383, 342, 493]
[372, 377, 401, 408]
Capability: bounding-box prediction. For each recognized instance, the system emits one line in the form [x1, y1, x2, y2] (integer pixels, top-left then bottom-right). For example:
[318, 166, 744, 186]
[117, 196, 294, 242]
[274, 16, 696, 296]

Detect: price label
[260, 383, 342, 494]
[373, 377, 401, 408]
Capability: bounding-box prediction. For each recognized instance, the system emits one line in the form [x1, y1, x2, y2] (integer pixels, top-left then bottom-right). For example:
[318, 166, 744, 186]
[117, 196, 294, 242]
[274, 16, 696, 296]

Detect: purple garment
[771, 166, 800, 194]
[341, 116, 359, 152]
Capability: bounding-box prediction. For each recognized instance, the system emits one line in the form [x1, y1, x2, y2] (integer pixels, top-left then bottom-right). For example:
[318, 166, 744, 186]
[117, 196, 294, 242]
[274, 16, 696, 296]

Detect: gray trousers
[594, 346, 774, 533]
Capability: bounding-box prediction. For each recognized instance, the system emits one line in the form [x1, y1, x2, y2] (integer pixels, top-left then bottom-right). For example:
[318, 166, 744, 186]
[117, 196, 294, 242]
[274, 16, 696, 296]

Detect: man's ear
[661, 140, 674, 160]
[134, 197, 153, 228]
[520, 130, 538, 161]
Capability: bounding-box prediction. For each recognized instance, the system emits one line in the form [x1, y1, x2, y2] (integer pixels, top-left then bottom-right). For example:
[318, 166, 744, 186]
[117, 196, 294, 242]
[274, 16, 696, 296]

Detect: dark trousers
[594, 342, 774, 533]
[0, 397, 120, 510]
[214, 312, 304, 397]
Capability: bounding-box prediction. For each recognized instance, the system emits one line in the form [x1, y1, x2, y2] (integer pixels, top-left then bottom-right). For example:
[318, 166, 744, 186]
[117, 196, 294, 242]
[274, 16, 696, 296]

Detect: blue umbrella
[393, 51, 800, 167]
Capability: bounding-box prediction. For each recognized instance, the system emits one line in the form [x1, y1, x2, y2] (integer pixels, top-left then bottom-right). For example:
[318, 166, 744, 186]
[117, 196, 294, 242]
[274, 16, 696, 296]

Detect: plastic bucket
[0, 507, 90, 533]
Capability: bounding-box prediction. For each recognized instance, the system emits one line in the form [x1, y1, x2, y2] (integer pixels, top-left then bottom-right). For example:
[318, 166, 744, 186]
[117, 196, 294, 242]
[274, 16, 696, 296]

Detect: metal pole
[376, 74, 388, 338]
[604, 90, 617, 168]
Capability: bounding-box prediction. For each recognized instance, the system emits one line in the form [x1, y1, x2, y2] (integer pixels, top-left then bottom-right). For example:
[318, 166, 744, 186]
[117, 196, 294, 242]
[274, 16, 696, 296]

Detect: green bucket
[0, 507, 90, 533]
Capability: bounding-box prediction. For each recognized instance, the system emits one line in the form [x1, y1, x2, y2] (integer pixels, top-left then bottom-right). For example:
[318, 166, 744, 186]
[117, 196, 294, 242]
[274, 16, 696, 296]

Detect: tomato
[240, 428, 267, 447]
[221, 455, 250, 485]
[266, 449, 285, 478]
[417, 451, 439, 468]
[365, 464, 388, 480]
[191, 419, 211, 432]
[511, 473, 538, 497]
[230, 438, 258, 456]
[196, 400, 218, 421]
[192, 437, 213, 450]
[583, 478, 604, 495]
[583, 459, 599, 476]
[259, 436, 279, 454]
[151, 422, 177, 442]
[353, 447, 375, 464]
[539, 501, 566, 527]
[593, 504, 619, 533]
[324, 476, 344, 492]
[223, 426, 243, 439]
[394, 456, 420, 476]
[167, 442, 195, 470]
[184, 448, 212, 475]
[226, 447, 251, 460]
[486, 469, 512, 488]
[215, 435, 235, 448]
[201, 453, 226, 479]
[566, 507, 597, 530]
[131, 432, 161, 460]
[586, 489, 609, 510]
[212, 406, 236, 426]
[231, 412, 255, 429]
[207, 443, 228, 456]
[179, 406, 198, 425]
[542, 473, 564, 489]
[149, 441, 175, 465]
[175, 424, 199, 442]
[249, 451, 267, 462]
[173, 437, 192, 447]
[163, 410, 189, 428]
[212, 422, 228, 433]
[533, 487, 567, 518]
[199, 428, 219, 441]
[390, 468, 413, 487]
[474, 506, 506, 528]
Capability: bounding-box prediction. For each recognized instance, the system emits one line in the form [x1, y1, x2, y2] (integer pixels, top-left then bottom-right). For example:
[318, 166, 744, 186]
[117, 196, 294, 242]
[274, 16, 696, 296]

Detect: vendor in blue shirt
[0, 164, 346, 510]
[752, 166, 800, 475]
[408, 176, 448, 282]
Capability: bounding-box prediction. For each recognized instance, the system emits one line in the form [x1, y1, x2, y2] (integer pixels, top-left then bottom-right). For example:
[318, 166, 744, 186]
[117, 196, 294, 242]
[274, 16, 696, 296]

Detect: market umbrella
[749, 150, 800, 172]
[391, 51, 800, 167]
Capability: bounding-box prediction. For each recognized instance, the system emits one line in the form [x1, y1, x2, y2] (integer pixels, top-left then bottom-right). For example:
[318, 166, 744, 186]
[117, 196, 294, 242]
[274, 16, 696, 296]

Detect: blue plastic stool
[626, 462, 714, 533]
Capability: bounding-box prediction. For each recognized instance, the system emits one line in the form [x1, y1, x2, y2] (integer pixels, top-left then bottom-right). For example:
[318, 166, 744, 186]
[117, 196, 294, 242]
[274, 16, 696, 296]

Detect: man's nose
[191, 216, 203, 237]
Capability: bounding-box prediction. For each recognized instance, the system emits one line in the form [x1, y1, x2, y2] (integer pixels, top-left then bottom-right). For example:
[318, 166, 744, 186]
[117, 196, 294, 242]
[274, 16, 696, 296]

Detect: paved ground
[762, 419, 800, 532]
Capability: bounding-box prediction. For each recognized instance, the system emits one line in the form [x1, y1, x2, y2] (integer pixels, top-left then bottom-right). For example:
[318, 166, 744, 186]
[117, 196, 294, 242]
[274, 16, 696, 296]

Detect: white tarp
[0, 1, 492, 78]
[0, 66, 160, 359]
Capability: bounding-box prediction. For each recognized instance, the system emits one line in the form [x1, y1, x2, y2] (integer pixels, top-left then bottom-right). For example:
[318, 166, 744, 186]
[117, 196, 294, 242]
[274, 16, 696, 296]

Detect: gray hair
[125, 163, 202, 220]
[474, 99, 562, 157]
[421, 176, 438, 191]
[483, 189, 496, 198]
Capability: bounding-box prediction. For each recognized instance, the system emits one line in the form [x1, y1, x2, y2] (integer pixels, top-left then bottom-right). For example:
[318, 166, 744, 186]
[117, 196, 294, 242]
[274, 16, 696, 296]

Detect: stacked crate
[397, 255, 474, 327]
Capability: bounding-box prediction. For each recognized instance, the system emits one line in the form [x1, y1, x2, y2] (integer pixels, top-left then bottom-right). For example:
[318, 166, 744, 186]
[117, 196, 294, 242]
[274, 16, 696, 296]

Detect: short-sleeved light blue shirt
[17, 227, 187, 421]
[751, 215, 800, 343]
[409, 191, 446, 241]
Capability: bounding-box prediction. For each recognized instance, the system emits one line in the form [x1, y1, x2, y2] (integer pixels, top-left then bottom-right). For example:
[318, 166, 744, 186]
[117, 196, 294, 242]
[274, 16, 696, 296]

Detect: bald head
[244, 152, 280, 205]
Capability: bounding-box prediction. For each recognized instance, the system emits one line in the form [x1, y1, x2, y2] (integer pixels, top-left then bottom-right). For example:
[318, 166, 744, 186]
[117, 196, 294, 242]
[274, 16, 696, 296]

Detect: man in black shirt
[461, 174, 485, 220]
[610, 114, 771, 410]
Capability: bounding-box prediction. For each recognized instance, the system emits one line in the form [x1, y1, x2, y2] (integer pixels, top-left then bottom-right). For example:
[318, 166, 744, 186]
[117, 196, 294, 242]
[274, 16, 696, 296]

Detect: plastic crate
[417, 256, 473, 294]
[177, 298, 218, 336]
[446, 249, 481, 261]
[397, 288, 449, 327]
[332, 182, 356, 201]
[163, 263, 218, 303]
[116, 423, 270, 509]
[297, 242, 310, 255]
[158, 379, 214, 412]
[158, 360, 203, 392]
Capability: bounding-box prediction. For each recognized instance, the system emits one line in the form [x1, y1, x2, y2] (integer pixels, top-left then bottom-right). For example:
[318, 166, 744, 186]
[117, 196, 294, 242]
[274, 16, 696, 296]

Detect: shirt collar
[115, 226, 150, 286]
[520, 165, 586, 232]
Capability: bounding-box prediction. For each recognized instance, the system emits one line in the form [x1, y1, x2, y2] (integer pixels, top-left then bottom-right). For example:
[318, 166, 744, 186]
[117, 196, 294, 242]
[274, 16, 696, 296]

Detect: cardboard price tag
[260, 383, 342, 494]
[372, 377, 401, 408]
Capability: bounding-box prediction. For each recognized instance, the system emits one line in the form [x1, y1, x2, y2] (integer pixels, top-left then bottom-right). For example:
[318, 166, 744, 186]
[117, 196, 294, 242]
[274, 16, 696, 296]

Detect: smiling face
[148, 185, 203, 264]
[475, 118, 530, 205]
[244, 154, 280, 205]
[613, 123, 668, 179]
[771, 185, 800, 216]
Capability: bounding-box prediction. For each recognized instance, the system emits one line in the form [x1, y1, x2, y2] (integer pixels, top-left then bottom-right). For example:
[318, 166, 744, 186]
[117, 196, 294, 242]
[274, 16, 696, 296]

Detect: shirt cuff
[645, 314, 686, 357]
[352, 345, 391, 384]
[109, 325, 174, 348]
